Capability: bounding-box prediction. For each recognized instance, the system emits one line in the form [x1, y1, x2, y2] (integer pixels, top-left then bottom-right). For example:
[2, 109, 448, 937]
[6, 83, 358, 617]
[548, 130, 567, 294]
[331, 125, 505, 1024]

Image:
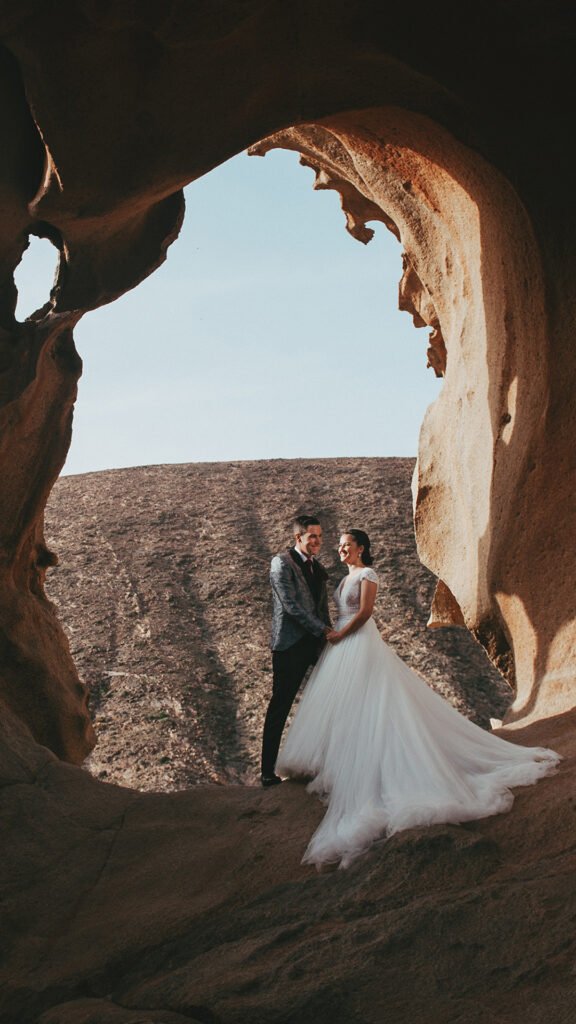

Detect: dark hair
[293, 514, 321, 535]
[345, 529, 374, 565]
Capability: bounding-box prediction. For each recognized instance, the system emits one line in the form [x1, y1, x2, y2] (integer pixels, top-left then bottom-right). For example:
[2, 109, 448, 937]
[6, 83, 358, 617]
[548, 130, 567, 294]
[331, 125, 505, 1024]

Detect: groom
[260, 514, 331, 787]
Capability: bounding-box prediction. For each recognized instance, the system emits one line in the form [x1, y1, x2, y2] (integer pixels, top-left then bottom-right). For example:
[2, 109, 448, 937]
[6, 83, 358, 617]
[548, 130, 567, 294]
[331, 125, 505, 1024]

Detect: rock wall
[0, 2, 573, 747]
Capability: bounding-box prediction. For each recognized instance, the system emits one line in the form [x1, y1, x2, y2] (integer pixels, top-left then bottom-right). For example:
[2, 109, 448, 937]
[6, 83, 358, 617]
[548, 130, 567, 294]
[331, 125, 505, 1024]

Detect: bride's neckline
[338, 566, 364, 588]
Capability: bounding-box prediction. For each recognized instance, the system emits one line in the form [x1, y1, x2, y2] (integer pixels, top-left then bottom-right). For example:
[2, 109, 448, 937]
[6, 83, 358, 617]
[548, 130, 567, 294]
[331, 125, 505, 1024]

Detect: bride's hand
[326, 629, 342, 643]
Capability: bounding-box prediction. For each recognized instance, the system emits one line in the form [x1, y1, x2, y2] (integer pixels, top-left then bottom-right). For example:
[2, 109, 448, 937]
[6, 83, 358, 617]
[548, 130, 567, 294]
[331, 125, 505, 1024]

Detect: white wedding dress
[276, 568, 560, 869]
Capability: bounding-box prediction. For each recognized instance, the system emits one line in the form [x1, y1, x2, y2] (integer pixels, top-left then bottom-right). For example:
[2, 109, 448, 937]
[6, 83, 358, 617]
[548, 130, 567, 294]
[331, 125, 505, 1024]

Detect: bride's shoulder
[360, 567, 378, 584]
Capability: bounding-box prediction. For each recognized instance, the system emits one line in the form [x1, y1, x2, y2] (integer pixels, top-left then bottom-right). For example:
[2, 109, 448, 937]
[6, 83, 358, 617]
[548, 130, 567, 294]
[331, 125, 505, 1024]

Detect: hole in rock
[67, 149, 442, 475]
[44, 148, 512, 795]
[14, 234, 59, 320]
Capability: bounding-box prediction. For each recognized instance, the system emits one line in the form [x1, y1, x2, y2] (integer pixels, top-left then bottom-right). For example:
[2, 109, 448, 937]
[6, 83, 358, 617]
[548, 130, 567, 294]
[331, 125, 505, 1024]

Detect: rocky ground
[44, 458, 511, 791]
[1, 702, 574, 1024]
[1, 459, 574, 1024]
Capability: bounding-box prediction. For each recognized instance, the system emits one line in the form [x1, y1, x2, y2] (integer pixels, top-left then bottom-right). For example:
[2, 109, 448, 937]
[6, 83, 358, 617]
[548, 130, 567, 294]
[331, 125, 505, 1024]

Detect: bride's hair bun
[347, 529, 374, 565]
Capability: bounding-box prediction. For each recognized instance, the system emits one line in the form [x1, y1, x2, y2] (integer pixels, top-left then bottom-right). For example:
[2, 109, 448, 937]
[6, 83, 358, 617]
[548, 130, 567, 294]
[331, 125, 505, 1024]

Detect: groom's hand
[325, 629, 341, 643]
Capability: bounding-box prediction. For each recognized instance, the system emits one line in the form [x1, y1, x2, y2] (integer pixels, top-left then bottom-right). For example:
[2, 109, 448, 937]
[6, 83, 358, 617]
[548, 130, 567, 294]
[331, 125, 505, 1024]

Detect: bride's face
[338, 534, 363, 566]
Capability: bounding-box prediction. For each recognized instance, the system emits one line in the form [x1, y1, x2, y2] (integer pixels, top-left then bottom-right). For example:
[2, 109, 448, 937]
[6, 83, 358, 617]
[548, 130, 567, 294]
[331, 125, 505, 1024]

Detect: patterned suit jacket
[270, 548, 331, 651]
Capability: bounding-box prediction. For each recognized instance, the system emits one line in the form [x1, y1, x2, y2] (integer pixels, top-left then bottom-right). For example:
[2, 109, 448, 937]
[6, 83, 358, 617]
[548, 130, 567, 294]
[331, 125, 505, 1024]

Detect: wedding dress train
[276, 568, 560, 868]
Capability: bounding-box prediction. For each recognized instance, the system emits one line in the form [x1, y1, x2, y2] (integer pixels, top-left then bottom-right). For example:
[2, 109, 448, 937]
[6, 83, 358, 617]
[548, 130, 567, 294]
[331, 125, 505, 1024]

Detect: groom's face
[295, 525, 323, 558]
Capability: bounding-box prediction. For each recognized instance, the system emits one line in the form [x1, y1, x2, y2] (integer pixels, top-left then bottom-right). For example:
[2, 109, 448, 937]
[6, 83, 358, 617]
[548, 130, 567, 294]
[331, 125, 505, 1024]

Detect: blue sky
[15, 149, 441, 476]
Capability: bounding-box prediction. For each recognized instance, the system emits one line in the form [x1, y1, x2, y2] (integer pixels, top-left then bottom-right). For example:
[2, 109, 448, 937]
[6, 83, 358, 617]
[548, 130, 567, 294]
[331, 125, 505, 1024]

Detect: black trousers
[261, 634, 319, 776]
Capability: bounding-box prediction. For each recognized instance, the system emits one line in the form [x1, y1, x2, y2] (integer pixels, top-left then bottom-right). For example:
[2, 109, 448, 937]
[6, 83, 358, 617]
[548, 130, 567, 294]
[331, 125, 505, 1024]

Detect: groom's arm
[270, 557, 328, 637]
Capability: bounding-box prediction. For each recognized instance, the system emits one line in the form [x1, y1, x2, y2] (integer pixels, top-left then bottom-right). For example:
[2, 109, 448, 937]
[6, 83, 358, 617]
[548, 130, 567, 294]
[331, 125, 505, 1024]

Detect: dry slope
[45, 458, 510, 791]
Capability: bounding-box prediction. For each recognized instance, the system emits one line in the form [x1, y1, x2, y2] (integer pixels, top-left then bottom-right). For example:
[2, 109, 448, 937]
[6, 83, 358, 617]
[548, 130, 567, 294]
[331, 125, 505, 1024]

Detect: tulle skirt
[276, 618, 560, 868]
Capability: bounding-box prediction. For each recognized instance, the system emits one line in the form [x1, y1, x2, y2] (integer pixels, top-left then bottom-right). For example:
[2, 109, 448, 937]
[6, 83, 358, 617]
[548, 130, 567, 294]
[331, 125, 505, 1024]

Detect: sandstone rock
[1, 699, 575, 1024]
[38, 1002, 198, 1024]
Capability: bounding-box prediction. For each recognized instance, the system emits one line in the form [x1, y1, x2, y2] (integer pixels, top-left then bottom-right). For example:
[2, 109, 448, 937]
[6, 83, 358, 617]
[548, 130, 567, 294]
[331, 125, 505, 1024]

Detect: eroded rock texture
[0, 1, 574, 758]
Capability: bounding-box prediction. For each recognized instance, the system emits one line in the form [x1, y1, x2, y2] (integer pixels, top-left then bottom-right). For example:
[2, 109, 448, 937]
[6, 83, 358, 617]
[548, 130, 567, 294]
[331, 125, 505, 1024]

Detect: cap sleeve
[360, 567, 378, 584]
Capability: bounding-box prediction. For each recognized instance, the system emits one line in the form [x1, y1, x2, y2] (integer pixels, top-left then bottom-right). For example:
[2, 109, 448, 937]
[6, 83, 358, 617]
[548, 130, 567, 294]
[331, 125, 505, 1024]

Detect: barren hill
[45, 458, 510, 791]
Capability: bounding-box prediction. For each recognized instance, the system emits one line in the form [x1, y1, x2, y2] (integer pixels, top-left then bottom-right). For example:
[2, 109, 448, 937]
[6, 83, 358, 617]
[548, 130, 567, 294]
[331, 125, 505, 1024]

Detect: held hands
[325, 628, 343, 644]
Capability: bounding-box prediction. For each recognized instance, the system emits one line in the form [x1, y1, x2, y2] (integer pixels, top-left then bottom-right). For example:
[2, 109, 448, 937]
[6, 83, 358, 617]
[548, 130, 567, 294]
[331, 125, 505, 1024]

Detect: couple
[260, 514, 560, 869]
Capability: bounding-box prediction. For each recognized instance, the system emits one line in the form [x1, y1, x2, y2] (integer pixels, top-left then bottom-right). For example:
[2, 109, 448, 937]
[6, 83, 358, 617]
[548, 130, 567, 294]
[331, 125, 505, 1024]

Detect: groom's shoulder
[271, 549, 295, 571]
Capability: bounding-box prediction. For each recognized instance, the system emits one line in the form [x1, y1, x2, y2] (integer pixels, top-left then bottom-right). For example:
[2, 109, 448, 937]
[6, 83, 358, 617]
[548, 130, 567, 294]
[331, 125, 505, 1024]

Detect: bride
[276, 529, 560, 869]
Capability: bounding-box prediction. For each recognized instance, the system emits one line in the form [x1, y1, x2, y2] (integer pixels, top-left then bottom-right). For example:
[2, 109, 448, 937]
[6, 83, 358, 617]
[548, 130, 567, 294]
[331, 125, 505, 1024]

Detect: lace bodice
[334, 567, 378, 624]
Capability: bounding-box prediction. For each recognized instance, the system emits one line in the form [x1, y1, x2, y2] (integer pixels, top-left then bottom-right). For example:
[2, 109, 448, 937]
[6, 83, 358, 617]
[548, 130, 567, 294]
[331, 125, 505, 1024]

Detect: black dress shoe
[261, 773, 283, 788]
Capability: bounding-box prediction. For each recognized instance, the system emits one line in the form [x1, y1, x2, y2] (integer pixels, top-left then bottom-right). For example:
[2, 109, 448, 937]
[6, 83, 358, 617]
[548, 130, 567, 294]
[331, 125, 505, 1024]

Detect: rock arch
[0, 2, 574, 760]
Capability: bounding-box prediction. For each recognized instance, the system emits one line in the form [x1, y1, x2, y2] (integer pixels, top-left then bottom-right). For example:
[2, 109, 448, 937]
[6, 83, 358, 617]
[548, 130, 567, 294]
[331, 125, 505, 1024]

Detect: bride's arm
[327, 580, 377, 643]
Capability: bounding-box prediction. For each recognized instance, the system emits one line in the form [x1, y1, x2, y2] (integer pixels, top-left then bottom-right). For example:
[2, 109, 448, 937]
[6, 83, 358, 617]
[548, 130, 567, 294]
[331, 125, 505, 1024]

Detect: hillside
[45, 458, 510, 791]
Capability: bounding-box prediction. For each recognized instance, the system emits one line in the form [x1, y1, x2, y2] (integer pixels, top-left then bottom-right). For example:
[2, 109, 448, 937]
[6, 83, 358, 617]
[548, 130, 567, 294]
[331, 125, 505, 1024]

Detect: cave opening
[6, 87, 545, 786]
[56, 147, 442, 476]
[38, 139, 519, 793]
[14, 234, 59, 320]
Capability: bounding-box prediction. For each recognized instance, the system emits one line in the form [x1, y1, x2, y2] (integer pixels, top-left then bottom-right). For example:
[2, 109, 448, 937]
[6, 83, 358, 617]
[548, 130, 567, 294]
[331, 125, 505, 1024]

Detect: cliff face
[44, 459, 510, 791]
